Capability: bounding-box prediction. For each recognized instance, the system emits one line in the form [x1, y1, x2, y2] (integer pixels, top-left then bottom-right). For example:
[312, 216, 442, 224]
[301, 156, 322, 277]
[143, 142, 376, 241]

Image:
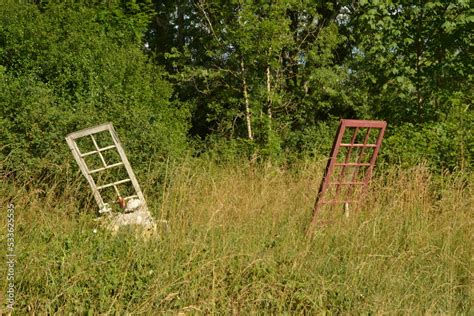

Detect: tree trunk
[176, 0, 185, 49]
[266, 64, 272, 127]
[241, 58, 253, 140]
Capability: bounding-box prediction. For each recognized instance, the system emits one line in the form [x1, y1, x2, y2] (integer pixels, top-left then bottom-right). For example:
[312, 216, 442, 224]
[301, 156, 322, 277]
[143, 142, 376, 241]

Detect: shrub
[0, 2, 189, 181]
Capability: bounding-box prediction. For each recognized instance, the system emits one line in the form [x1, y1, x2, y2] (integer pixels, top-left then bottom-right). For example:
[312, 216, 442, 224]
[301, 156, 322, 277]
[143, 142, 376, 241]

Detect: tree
[351, 0, 472, 123]
[349, 0, 473, 169]
[149, 0, 354, 158]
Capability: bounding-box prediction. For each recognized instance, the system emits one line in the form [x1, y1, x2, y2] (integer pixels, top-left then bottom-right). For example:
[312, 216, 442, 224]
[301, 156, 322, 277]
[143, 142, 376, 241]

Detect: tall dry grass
[0, 159, 472, 313]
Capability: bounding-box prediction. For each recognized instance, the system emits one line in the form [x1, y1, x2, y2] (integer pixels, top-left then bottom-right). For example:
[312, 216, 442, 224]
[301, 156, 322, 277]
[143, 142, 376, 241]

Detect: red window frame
[310, 119, 387, 226]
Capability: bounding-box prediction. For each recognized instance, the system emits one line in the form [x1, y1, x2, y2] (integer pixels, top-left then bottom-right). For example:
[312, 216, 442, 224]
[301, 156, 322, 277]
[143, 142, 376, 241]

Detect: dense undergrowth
[0, 159, 472, 313]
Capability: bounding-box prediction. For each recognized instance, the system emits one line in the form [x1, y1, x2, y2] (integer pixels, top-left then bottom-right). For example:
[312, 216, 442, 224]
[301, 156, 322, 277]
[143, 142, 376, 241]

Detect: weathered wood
[81, 144, 117, 158]
[89, 162, 124, 174]
[97, 178, 131, 190]
[65, 122, 148, 214]
[108, 126, 147, 210]
[65, 136, 104, 208]
[66, 122, 113, 140]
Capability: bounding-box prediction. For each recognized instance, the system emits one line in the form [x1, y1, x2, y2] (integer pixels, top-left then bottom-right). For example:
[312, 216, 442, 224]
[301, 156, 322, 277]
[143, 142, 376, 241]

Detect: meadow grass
[0, 159, 472, 314]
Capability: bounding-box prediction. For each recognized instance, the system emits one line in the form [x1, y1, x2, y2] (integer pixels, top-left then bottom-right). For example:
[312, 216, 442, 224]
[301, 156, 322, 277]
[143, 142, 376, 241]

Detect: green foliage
[0, 1, 189, 180]
[346, 0, 472, 170]
[351, 0, 472, 123]
[1, 0, 472, 178]
[156, 0, 353, 157]
[149, 0, 472, 170]
[381, 102, 473, 171]
[282, 120, 339, 161]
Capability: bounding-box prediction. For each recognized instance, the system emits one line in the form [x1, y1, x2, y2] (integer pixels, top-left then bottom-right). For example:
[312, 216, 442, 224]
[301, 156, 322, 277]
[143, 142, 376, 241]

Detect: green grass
[1, 159, 472, 313]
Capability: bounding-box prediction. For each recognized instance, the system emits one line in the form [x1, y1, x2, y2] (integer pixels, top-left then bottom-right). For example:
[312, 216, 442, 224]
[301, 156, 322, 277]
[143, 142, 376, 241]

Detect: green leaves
[1, 0, 471, 173]
[154, 0, 352, 158]
[0, 1, 189, 180]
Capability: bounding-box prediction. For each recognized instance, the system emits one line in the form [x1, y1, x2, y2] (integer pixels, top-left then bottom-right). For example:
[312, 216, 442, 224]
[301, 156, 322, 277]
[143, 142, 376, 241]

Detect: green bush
[0, 2, 189, 181]
[381, 118, 473, 172]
